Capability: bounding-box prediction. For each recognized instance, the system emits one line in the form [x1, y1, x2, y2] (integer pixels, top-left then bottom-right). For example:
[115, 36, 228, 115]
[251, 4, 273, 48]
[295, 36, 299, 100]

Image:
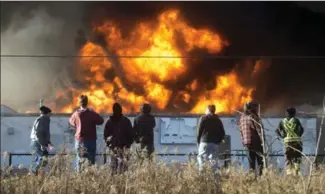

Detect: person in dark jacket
[30, 106, 53, 175]
[239, 101, 265, 176]
[69, 95, 104, 172]
[276, 107, 304, 175]
[134, 104, 156, 160]
[104, 103, 135, 174]
[197, 105, 225, 171]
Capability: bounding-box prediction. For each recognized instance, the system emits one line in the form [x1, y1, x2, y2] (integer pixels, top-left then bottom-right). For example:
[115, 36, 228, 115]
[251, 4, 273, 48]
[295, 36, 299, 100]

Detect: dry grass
[1, 153, 325, 194]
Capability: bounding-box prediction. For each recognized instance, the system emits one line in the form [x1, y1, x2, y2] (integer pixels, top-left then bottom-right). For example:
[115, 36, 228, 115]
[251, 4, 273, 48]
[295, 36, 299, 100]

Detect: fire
[58, 9, 255, 114]
[190, 72, 253, 113]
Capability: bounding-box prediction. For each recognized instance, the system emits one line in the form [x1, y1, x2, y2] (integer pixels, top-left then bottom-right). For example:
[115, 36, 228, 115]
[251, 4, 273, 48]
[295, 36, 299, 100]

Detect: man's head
[40, 106, 52, 116]
[286, 107, 296, 117]
[244, 101, 259, 115]
[79, 95, 88, 108]
[205, 104, 216, 115]
[140, 103, 152, 114]
[112, 103, 122, 115]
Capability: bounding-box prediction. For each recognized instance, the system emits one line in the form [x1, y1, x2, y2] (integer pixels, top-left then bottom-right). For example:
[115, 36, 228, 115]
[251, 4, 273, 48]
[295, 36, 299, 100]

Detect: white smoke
[263, 101, 324, 118]
[1, 4, 85, 112]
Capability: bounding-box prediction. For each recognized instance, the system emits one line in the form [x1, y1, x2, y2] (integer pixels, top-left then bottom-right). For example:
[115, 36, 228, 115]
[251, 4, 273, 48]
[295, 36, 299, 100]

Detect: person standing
[104, 103, 135, 174]
[276, 107, 304, 175]
[134, 104, 156, 161]
[239, 101, 265, 176]
[30, 106, 53, 175]
[197, 105, 226, 171]
[69, 95, 104, 172]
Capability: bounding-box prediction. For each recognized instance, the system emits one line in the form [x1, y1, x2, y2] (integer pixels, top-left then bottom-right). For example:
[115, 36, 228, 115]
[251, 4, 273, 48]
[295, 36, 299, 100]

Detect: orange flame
[190, 72, 253, 113]
[57, 9, 256, 114]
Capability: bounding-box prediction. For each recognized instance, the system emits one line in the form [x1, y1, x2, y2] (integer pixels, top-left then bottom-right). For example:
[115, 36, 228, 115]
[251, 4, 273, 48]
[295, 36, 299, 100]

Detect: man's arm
[47, 119, 51, 146]
[297, 119, 304, 136]
[275, 121, 284, 138]
[69, 112, 76, 127]
[197, 117, 204, 145]
[93, 112, 104, 125]
[300, 125, 304, 136]
[260, 119, 266, 142]
[133, 118, 140, 143]
[103, 119, 111, 142]
[126, 118, 135, 147]
[151, 116, 156, 129]
[218, 117, 226, 141]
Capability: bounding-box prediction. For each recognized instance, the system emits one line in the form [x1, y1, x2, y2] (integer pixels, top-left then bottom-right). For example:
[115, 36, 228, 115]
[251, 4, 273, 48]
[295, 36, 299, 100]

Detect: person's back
[30, 114, 51, 146]
[71, 108, 104, 141]
[198, 114, 225, 144]
[134, 104, 156, 145]
[104, 114, 134, 149]
[239, 113, 262, 147]
[277, 116, 304, 144]
[134, 114, 155, 143]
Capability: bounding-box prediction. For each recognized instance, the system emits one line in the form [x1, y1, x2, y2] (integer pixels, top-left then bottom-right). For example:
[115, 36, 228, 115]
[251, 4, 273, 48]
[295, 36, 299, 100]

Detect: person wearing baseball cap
[30, 105, 53, 175]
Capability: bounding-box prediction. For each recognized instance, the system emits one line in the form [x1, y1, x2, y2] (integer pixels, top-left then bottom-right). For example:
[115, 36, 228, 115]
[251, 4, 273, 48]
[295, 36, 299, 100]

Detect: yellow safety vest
[282, 118, 301, 143]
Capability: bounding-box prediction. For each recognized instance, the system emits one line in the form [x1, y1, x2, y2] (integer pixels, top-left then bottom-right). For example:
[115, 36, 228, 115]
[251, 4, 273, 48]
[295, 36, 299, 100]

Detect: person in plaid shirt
[239, 101, 265, 176]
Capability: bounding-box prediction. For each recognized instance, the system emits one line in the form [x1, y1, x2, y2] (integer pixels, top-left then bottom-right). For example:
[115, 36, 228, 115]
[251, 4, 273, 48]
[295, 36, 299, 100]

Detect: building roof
[1, 104, 17, 115]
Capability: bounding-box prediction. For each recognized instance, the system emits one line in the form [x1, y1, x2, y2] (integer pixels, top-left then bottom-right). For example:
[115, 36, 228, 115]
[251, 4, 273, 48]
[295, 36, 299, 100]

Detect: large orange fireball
[59, 9, 256, 114]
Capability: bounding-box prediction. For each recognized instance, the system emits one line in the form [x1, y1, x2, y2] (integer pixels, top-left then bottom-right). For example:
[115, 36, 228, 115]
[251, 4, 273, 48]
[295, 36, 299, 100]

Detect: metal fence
[3, 151, 325, 168]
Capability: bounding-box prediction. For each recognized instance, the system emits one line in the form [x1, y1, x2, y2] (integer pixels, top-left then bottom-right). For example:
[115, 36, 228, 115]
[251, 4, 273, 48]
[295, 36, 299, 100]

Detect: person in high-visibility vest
[276, 107, 304, 175]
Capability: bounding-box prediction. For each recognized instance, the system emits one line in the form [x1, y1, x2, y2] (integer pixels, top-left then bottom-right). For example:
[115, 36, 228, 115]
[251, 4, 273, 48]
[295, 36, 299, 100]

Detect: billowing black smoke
[2, 1, 325, 114]
[83, 2, 325, 114]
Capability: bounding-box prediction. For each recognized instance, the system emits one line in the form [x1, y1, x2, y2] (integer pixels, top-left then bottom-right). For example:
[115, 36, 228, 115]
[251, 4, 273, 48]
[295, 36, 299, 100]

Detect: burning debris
[52, 9, 264, 114]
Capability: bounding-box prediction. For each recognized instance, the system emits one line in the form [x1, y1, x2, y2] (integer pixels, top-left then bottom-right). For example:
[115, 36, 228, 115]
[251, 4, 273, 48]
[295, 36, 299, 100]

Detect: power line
[1, 54, 325, 59]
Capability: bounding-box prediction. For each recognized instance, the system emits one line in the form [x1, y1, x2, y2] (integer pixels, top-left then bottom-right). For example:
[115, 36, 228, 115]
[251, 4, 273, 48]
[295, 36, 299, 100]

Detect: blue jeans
[75, 140, 96, 172]
[197, 142, 219, 171]
[30, 141, 48, 175]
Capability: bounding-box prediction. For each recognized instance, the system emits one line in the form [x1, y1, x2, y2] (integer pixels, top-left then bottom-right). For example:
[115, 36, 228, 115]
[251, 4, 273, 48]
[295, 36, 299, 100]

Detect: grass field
[1, 153, 325, 194]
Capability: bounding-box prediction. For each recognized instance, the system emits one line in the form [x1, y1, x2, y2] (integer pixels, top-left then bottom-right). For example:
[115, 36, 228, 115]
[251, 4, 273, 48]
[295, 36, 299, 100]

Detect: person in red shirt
[69, 95, 104, 172]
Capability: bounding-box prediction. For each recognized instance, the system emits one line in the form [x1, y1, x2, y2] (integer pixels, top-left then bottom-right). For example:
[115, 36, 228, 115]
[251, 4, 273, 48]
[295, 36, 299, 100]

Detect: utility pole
[40, 99, 44, 107]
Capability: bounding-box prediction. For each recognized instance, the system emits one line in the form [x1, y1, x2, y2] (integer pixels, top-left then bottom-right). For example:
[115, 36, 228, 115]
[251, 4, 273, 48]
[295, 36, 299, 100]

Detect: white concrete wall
[1, 115, 317, 172]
